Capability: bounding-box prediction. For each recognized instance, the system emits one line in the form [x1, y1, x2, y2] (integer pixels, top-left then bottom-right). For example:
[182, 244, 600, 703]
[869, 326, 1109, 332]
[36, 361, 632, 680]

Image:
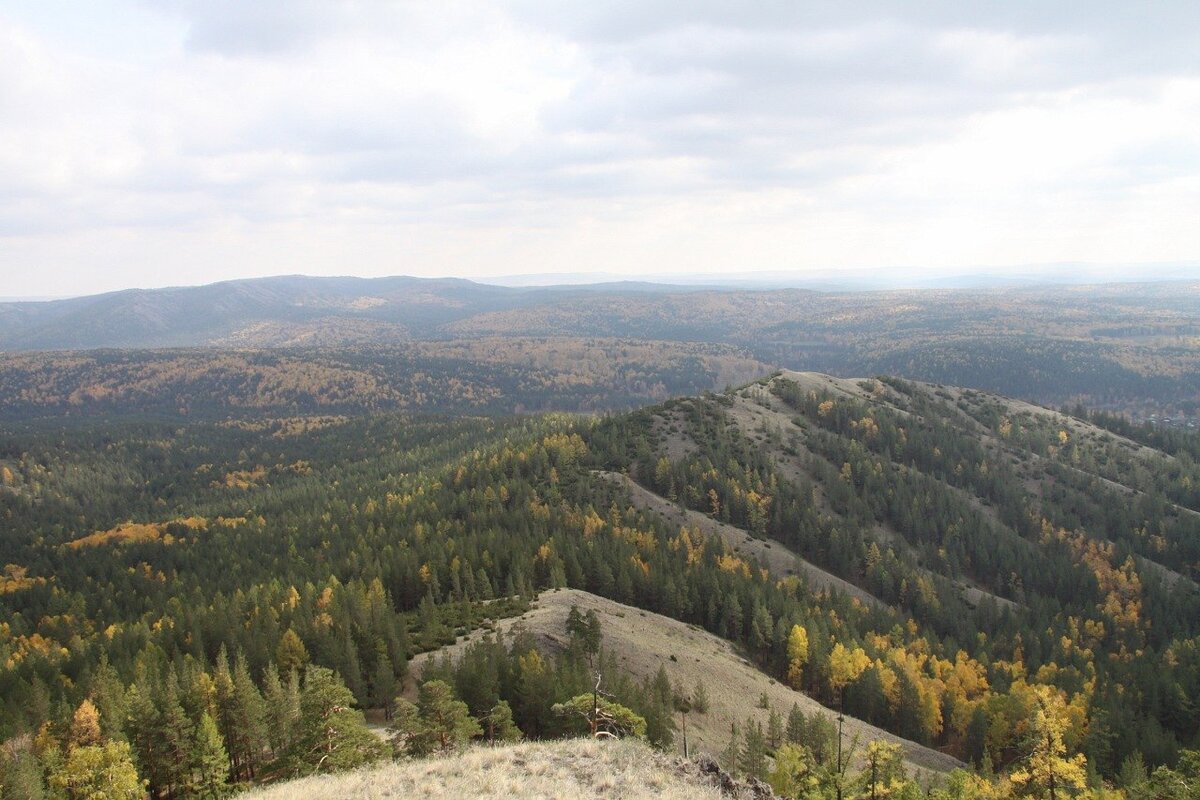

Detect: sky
[2, 1, 1200, 296]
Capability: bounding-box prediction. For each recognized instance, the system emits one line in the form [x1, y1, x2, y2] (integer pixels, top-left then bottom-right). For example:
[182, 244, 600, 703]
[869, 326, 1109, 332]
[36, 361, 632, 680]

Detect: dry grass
[239, 738, 734, 800]
[407, 589, 962, 776]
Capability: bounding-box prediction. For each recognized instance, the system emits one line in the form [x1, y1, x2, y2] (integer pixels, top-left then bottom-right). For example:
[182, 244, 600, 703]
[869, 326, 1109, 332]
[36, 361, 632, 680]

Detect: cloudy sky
[2, 1, 1200, 296]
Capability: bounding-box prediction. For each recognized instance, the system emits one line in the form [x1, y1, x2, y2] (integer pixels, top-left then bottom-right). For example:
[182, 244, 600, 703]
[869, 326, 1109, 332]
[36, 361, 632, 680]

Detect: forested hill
[1, 372, 1199, 796]
[588, 372, 1200, 769]
[0, 342, 769, 421]
[3, 274, 1200, 418]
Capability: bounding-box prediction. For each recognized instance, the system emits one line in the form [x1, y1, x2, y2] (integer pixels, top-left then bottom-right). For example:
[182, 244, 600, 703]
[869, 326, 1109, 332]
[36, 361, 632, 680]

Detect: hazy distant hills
[1, 274, 1198, 417]
[0, 275, 706, 350]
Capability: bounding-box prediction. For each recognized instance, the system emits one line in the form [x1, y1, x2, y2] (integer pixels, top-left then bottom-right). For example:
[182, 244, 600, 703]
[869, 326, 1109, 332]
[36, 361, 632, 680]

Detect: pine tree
[740, 719, 769, 780]
[190, 712, 229, 799]
[158, 674, 196, 797]
[767, 706, 784, 751]
[416, 680, 482, 754]
[483, 700, 522, 744]
[227, 656, 267, 780]
[720, 723, 742, 774]
[787, 703, 806, 744]
[387, 697, 424, 757]
[551, 694, 647, 740]
[286, 666, 385, 776]
[262, 666, 301, 758]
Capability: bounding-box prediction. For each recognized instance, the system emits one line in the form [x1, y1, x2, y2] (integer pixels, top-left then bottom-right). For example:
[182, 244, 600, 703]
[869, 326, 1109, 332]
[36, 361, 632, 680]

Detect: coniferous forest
[2, 369, 1200, 799]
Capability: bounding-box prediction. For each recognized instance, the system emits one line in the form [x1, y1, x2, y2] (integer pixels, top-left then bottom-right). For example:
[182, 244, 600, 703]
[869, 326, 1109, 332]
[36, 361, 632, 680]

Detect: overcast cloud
[2, 1, 1199, 295]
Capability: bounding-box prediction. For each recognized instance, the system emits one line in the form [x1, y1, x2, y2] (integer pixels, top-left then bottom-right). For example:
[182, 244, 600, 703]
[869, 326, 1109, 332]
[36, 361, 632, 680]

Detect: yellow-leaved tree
[1008, 685, 1087, 800]
[829, 642, 871, 699]
[787, 624, 809, 689]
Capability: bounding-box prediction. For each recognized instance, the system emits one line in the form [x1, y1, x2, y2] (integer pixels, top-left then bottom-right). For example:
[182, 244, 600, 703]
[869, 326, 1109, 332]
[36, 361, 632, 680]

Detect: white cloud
[1, 2, 1199, 295]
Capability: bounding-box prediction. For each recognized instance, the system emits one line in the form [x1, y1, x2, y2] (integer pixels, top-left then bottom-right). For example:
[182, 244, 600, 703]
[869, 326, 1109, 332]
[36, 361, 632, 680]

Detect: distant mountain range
[1, 274, 1198, 418]
[2, 272, 1199, 352]
[0, 275, 717, 350]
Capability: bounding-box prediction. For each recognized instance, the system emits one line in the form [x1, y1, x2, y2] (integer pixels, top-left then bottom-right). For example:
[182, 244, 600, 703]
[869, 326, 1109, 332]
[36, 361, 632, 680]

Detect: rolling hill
[3, 274, 1199, 417]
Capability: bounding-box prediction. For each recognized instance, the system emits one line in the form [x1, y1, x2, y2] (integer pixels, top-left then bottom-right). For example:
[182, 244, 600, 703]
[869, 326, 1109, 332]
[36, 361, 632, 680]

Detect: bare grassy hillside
[240, 737, 768, 800]
[407, 589, 963, 775]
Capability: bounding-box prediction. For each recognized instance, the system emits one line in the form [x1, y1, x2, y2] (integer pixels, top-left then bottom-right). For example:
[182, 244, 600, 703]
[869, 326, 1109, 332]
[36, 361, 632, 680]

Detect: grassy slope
[240, 738, 759, 800]
[407, 588, 963, 775]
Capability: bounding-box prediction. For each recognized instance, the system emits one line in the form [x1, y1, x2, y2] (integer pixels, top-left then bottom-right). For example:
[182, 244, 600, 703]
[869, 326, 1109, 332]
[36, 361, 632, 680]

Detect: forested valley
[2, 371, 1199, 798]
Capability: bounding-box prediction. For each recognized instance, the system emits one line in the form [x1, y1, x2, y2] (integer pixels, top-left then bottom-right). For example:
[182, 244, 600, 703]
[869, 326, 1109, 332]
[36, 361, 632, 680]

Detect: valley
[2, 365, 1199, 797]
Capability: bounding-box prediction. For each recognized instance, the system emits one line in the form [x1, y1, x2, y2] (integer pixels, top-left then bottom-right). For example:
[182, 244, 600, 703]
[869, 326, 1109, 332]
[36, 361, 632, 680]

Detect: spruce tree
[89, 657, 128, 742]
[370, 653, 398, 721]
